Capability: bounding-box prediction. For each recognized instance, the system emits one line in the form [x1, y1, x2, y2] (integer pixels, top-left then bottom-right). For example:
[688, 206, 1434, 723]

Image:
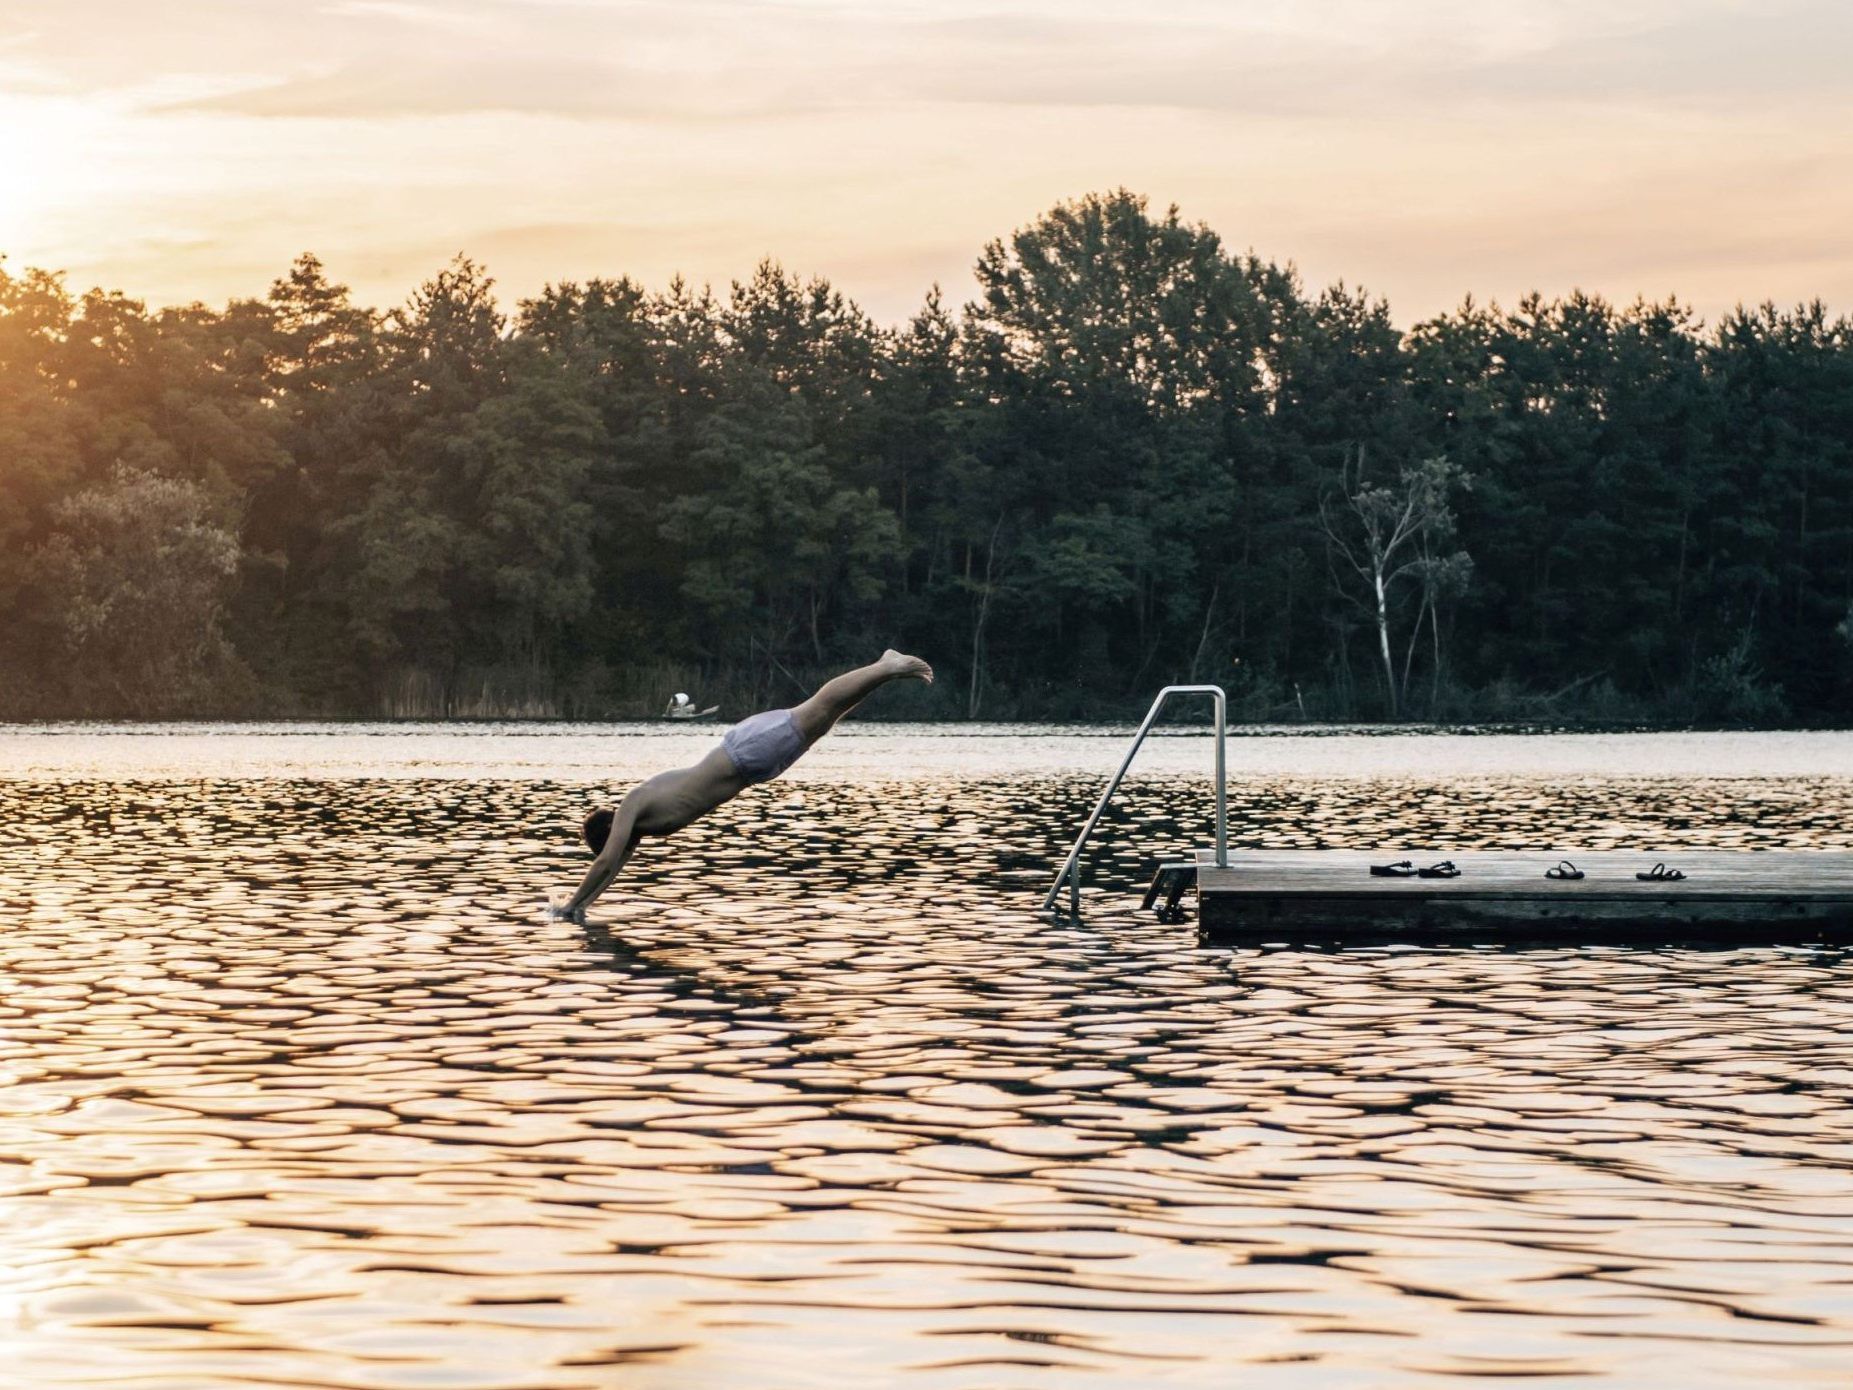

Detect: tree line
[2, 190, 1849, 724]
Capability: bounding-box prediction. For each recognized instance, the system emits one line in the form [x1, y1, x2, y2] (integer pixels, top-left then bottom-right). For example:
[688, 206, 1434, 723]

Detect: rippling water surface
[3, 723, 1853, 1389]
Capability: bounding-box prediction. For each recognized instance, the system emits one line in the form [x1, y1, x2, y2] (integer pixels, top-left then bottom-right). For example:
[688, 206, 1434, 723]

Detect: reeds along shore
[2, 191, 1850, 725]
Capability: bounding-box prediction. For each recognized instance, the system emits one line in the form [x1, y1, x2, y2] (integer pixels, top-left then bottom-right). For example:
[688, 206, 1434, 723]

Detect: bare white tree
[1321, 447, 1470, 719]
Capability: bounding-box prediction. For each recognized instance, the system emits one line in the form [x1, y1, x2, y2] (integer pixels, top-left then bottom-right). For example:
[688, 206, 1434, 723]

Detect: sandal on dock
[1417, 861, 1461, 879]
[1636, 862, 1687, 881]
[1545, 861, 1585, 880]
[1370, 860, 1417, 878]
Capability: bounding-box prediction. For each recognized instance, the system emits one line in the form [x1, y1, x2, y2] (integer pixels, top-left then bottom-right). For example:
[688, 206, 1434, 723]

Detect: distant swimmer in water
[551, 650, 933, 921]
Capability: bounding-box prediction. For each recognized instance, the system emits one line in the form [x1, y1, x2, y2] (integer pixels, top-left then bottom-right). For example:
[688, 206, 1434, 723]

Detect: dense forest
[2, 191, 1849, 724]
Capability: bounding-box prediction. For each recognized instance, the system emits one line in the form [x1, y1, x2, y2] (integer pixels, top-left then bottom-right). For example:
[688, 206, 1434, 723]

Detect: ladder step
[1143, 862, 1199, 917]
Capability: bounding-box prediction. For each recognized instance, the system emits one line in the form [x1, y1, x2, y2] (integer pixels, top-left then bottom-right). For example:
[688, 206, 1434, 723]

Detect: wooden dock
[1193, 849, 1853, 946]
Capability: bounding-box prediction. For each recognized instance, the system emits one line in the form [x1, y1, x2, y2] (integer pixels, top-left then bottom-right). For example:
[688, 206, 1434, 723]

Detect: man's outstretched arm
[553, 814, 638, 921]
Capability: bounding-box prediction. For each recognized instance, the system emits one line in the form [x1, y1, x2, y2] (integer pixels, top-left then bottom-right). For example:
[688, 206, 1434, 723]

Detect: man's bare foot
[881, 649, 934, 684]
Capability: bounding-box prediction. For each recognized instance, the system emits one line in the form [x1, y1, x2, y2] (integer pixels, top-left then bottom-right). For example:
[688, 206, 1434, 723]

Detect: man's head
[582, 807, 615, 855]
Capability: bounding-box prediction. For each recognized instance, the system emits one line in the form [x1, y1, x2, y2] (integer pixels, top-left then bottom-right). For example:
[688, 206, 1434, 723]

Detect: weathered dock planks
[1194, 849, 1853, 946]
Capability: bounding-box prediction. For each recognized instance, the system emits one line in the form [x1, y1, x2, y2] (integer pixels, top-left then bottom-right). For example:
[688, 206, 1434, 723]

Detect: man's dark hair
[582, 808, 614, 855]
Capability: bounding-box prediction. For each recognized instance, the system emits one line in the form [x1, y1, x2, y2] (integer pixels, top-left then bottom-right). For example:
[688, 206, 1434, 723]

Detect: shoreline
[3, 715, 1850, 736]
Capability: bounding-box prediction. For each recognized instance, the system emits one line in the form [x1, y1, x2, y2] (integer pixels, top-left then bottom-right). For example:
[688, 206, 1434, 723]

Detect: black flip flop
[1370, 860, 1417, 878]
[1636, 862, 1687, 882]
[1545, 860, 1585, 881]
[1417, 861, 1461, 879]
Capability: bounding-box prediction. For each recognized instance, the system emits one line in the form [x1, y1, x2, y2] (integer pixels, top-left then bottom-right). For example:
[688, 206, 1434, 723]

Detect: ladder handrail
[1043, 684, 1227, 915]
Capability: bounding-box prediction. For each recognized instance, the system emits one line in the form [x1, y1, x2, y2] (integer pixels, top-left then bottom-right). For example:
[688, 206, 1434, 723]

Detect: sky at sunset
[2, 0, 1848, 325]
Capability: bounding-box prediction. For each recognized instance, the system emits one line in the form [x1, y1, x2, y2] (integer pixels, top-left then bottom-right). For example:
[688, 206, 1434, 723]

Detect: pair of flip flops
[1542, 860, 1686, 881]
[1370, 860, 1461, 879]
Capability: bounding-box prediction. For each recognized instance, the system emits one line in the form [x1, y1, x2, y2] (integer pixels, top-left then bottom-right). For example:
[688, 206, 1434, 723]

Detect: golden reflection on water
[3, 758, 1853, 1388]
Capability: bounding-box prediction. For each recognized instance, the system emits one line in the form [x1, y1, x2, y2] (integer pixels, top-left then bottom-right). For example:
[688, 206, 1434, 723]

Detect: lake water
[3, 722, 1852, 1389]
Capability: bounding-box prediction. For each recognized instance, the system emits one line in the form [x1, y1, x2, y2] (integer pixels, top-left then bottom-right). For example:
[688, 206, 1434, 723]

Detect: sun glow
[0, 95, 97, 259]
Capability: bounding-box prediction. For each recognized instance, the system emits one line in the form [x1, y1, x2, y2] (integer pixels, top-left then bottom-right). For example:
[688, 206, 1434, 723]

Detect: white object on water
[664, 692, 718, 720]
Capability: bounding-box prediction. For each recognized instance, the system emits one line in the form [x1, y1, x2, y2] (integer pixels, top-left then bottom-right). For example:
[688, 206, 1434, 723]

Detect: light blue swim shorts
[720, 708, 807, 784]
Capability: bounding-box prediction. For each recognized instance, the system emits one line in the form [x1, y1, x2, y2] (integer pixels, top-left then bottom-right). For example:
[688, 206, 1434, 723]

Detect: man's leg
[791, 649, 932, 744]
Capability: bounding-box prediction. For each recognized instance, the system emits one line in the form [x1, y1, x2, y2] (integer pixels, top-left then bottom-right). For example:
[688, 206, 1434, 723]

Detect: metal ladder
[1043, 684, 1228, 917]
